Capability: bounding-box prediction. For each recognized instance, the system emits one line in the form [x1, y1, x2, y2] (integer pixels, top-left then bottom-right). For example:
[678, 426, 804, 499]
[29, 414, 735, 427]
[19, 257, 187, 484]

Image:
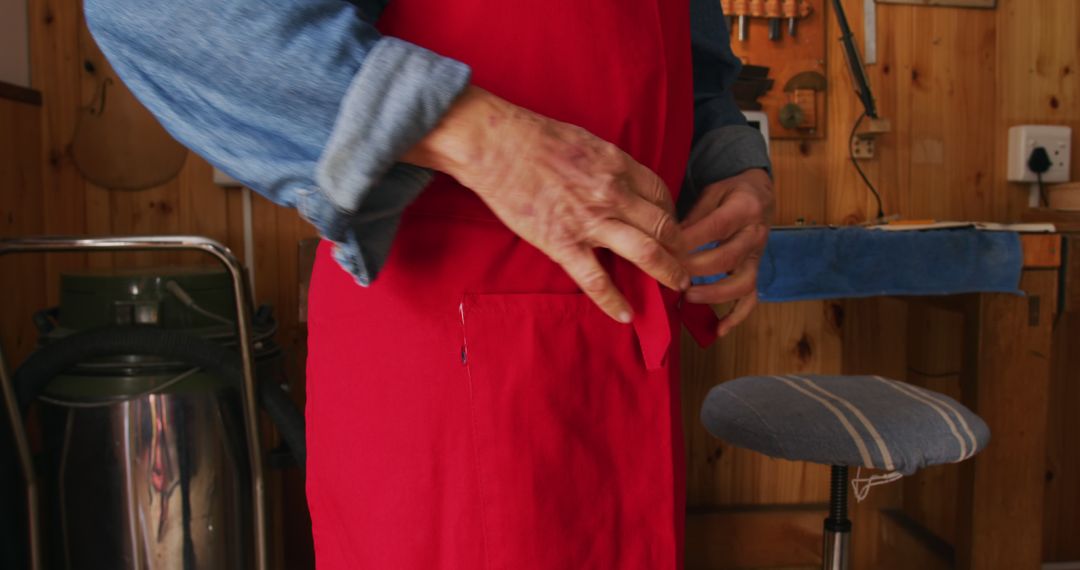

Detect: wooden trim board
[1021, 234, 1063, 269]
[685, 505, 827, 569]
[878, 509, 954, 570]
[0, 79, 41, 106]
[877, 0, 996, 8]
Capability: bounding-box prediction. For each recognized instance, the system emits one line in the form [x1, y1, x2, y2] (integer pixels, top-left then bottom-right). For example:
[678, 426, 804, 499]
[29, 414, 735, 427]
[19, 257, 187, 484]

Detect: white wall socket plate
[741, 110, 771, 155]
[1007, 125, 1072, 183]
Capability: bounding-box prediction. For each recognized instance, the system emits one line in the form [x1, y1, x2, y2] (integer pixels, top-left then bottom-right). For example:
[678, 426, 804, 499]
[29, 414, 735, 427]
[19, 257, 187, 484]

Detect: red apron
[305, 1, 719, 568]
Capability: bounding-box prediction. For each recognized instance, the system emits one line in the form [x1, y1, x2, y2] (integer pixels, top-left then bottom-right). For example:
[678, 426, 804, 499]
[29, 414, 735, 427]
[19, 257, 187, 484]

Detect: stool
[700, 374, 990, 570]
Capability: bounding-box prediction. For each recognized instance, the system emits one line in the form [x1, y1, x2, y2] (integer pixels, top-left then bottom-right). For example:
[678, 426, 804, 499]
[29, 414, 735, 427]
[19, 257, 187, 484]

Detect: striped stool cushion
[701, 375, 990, 475]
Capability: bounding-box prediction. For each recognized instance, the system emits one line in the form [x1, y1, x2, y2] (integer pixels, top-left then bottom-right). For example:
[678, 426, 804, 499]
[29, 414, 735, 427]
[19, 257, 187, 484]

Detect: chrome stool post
[823, 465, 850, 570]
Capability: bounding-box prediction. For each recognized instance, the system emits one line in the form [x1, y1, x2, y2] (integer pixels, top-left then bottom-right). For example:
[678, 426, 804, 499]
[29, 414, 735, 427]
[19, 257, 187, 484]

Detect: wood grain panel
[908, 6, 997, 221]
[996, 0, 1080, 221]
[29, 0, 89, 304]
[770, 139, 827, 225]
[1064, 234, 1080, 313]
[957, 270, 1057, 570]
[877, 509, 954, 570]
[1043, 311, 1080, 562]
[1020, 233, 1062, 268]
[685, 506, 827, 569]
[879, 0, 995, 7]
[0, 97, 46, 366]
[903, 301, 965, 546]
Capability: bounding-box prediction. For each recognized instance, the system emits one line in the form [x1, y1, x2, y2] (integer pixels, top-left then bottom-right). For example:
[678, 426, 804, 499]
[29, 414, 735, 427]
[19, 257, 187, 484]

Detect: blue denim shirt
[84, 0, 770, 285]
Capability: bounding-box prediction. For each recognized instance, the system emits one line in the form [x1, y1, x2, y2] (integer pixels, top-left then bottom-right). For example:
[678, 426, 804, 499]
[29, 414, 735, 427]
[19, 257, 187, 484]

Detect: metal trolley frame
[0, 236, 270, 570]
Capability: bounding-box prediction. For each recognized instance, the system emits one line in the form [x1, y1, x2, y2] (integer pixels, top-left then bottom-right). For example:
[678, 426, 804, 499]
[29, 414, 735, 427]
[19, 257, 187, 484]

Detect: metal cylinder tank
[49, 378, 249, 570]
[34, 267, 278, 570]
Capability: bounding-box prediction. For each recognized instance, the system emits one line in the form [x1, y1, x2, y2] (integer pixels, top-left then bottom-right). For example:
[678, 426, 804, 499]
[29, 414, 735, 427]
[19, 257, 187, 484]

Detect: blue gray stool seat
[701, 374, 990, 570]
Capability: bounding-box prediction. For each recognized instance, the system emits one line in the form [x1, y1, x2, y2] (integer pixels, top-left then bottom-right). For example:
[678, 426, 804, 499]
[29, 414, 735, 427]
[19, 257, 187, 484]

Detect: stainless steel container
[32, 267, 273, 569]
[48, 379, 250, 570]
[0, 237, 272, 570]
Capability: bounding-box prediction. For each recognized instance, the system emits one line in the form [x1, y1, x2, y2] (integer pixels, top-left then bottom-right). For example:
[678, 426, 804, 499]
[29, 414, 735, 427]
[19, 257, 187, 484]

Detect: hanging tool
[783, 0, 799, 36]
[721, 0, 736, 33]
[749, 0, 765, 21]
[780, 71, 827, 131]
[831, 0, 878, 118]
[782, 0, 814, 38]
[863, 0, 878, 64]
[765, 0, 782, 40]
[733, 0, 750, 41]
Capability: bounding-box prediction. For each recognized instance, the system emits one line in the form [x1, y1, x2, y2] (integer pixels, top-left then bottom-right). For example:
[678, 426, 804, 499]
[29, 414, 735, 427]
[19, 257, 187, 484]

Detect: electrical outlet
[1008, 125, 1072, 183]
[852, 136, 876, 159]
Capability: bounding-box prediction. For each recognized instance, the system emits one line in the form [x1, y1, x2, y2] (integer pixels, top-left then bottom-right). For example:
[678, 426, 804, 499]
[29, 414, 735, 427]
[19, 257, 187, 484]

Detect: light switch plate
[1007, 125, 1072, 183]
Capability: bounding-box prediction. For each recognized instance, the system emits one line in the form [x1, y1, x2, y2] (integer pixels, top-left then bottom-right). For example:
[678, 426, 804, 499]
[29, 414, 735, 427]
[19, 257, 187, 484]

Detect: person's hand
[403, 86, 690, 323]
[681, 168, 773, 337]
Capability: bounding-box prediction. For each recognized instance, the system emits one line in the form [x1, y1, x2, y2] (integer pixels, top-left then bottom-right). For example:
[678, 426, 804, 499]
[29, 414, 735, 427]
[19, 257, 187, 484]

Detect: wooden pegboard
[727, 0, 828, 139]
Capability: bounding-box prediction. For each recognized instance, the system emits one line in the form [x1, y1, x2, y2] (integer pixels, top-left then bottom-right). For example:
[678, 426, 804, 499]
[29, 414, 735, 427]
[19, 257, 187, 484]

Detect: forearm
[683, 0, 772, 217]
[85, 0, 470, 284]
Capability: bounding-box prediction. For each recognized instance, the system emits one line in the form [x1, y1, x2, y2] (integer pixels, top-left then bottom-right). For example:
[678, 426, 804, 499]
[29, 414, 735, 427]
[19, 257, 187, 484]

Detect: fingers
[552, 246, 633, 323]
[681, 184, 729, 228]
[682, 192, 767, 252]
[626, 162, 676, 213]
[685, 252, 761, 337]
[684, 258, 758, 305]
[684, 224, 765, 277]
[618, 192, 687, 258]
[589, 220, 691, 292]
[717, 292, 759, 337]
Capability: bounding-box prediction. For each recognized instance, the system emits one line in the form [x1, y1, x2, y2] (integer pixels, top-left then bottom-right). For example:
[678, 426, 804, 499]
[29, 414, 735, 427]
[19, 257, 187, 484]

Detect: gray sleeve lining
[316, 37, 471, 215]
[679, 125, 772, 218]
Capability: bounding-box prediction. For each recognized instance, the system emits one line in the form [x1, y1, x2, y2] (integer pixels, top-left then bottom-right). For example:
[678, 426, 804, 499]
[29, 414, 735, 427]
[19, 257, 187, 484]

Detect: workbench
[791, 229, 1064, 570]
[684, 228, 1075, 570]
[920, 232, 1063, 570]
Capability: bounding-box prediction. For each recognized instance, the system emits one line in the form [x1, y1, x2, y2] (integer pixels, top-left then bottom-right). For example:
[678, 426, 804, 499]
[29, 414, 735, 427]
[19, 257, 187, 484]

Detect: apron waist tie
[613, 260, 720, 370]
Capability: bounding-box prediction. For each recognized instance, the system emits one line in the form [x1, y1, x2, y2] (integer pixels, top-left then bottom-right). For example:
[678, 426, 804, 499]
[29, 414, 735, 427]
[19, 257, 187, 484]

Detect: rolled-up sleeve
[84, 0, 471, 285]
[681, 0, 772, 216]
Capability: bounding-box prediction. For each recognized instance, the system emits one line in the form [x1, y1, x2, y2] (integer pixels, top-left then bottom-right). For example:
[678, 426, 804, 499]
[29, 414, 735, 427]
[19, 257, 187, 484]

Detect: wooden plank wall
[0, 95, 46, 372]
[6, 0, 318, 566]
[683, 0, 1080, 567]
[1, 0, 1077, 568]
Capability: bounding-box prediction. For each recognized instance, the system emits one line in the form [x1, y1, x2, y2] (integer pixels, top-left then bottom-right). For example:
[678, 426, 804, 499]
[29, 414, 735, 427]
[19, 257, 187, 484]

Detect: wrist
[401, 85, 518, 184]
[734, 167, 774, 187]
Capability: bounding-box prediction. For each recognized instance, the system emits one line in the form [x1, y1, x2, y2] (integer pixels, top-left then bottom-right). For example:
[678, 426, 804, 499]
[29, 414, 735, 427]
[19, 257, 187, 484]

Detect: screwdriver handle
[782, 0, 798, 18]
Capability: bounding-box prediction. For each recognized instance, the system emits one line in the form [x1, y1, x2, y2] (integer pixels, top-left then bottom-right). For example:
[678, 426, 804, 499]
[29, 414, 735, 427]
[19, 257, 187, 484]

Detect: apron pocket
[459, 293, 677, 570]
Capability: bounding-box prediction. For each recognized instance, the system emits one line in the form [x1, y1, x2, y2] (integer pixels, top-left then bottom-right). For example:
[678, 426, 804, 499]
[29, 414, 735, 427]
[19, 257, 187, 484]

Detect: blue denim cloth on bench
[693, 227, 1024, 302]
